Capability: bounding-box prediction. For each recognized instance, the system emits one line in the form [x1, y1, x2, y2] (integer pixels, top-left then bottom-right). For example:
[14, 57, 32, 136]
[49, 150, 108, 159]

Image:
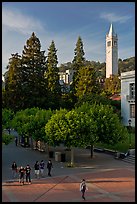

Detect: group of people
[12, 161, 88, 200]
[34, 159, 53, 178]
[11, 159, 53, 185]
[11, 162, 31, 184]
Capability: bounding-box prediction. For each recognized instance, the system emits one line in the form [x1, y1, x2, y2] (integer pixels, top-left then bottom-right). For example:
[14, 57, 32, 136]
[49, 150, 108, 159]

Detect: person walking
[39, 160, 45, 177]
[19, 166, 25, 185]
[25, 164, 31, 184]
[11, 161, 17, 179]
[34, 161, 40, 179]
[47, 159, 53, 176]
[80, 179, 88, 200]
[15, 136, 18, 146]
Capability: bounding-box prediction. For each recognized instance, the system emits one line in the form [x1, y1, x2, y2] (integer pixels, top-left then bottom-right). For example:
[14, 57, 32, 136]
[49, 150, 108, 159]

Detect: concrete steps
[122, 155, 135, 164]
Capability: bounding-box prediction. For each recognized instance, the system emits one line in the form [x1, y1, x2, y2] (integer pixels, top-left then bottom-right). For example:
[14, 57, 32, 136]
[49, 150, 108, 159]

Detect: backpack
[81, 183, 86, 191]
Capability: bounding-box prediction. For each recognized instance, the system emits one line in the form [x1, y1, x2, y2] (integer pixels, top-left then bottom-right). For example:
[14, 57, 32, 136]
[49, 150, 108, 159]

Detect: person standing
[25, 164, 31, 184]
[11, 161, 17, 179]
[80, 179, 88, 200]
[47, 159, 53, 176]
[34, 161, 40, 179]
[19, 166, 25, 185]
[39, 160, 45, 177]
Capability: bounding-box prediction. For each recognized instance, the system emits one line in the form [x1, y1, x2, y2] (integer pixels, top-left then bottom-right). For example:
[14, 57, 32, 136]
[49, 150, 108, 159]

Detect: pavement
[2, 134, 135, 202]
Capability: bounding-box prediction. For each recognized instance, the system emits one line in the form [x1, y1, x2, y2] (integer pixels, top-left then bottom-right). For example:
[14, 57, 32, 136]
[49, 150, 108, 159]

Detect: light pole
[128, 119, 132, 149]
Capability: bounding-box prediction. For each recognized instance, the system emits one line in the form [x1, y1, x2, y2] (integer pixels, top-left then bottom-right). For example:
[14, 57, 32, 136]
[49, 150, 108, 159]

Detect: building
[121, 70, 135, 127]
[106, 23, 118, 78]
[59, 69, 75, 92]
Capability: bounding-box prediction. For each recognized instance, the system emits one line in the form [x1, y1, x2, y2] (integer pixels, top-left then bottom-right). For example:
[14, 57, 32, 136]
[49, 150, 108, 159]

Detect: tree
[11, 108, 53, 148]
[76, 102, 128, 155]
[72, 36, 86, 95]
[3, 53, 23, 111]
[72, 36, 85, 71]
[75, 93, 112, 108]
[2, 108, 15, 134]
[45, 40, 61, 109]
[21, 32, 47, 109]
[103, 75, 120, 96]
[75, 65, 101, 99]
[45, 108, 98, 164]
[2, 133, 13, 145]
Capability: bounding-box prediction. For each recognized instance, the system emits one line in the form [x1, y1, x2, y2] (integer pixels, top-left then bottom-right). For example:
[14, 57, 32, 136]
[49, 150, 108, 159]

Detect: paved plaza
[2, 133, 135, 202]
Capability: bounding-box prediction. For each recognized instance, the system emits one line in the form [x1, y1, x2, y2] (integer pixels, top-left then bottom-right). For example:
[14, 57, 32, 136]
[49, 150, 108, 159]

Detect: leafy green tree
[45, 40, 61, 109]
[103, 75, 121, 96]
[2, 108, 15, 133]
[76, 102, 128, 155]
[21, 32, 47, 109]
[11, 108, 53, 148]
[75, 65, 101, 99]
[2, 133, 13, 145]
[75, 93, 112, 108]
[45, 108, 98, 164]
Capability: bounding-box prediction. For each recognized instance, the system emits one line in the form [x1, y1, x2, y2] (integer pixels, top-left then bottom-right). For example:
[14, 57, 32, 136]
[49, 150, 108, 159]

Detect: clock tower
[106, 23, 118, 78]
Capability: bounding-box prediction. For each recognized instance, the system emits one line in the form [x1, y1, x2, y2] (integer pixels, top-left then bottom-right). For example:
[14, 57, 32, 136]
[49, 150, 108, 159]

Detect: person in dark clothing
[15, 136, 18, 146]
[47, 160, 53, 176]
[40, 160, 45, 177]
[80, 179, 88, 200]
[11, 161, 17, 179]
[25, 164, 31, 184]
[19, 166, 25, 184]
[34, 161, 40, 178]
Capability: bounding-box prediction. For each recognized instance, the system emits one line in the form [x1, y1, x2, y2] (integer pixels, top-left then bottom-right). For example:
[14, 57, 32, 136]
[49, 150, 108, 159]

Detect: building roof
[110, 94, 121, 101]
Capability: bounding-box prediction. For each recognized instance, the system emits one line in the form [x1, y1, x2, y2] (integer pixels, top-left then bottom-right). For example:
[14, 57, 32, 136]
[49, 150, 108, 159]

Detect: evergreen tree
[21, 32, 47, 109]
[3, 53, 23, 111]
[72, 36, 85, 70]
[75, 65, 101, 99]
[72, 36, 86, 95]
[45, 40, 61, 109]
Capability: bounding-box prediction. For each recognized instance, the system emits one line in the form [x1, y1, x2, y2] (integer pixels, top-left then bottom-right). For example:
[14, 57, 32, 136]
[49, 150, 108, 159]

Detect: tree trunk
[70, 147, 74, 166]
[90, 144, 94, 158]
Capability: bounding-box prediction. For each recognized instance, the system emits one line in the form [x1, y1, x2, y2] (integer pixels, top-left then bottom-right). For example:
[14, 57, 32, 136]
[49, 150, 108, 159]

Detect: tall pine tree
[21, 32, 47, 109]
[3, 53, 23, 111]
[45, 40, 61, 109]
[71, 36, 86, 97]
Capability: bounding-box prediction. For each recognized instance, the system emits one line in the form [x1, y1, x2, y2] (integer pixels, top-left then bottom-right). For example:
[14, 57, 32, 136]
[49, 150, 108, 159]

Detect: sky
[2, 2, 135, 76]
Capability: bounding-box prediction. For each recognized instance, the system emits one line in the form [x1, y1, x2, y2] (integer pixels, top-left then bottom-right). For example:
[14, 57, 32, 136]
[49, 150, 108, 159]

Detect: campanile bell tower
[106, 23, 118, 78]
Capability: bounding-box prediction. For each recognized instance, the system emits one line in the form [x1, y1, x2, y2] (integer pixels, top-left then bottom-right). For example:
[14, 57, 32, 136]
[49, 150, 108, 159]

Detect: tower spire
[108, 23, 116, 37]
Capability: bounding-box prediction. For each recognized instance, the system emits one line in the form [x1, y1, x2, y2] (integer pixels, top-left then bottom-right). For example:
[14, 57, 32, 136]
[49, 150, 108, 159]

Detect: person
[47, 159, 53, 176]
[80, 179, 88, 200]
[25, 164, 31, 184]
[15, 136, 18, 146]
[34, 161, 40, 179]
[39, 160, 45, 177]
[19, 166, 25, 184]
[11, 161, 17, 179]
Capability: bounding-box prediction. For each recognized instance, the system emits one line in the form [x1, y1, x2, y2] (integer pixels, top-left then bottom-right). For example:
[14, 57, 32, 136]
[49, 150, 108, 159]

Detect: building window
[129, 83, 135, 99]
[107, 41, 111, 46]
[113, 41, 117, 46]
[130, 104, 135, 118]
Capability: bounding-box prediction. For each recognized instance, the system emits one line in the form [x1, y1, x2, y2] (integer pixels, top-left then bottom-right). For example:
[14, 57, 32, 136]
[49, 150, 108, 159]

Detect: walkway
[2, 134, 135, 202]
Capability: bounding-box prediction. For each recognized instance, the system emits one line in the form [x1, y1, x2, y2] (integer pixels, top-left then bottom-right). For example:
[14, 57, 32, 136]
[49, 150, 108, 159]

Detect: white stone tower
[106, 23, 118, 78]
